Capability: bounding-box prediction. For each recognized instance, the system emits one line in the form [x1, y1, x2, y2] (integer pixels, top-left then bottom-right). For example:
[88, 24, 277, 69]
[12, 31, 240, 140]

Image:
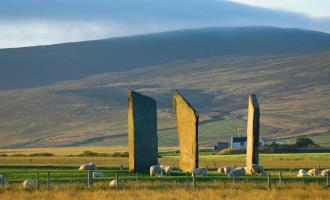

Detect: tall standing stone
[173, 91, 199, 172]
[128, 90, 158, 172]
[246, 94, 260, 170]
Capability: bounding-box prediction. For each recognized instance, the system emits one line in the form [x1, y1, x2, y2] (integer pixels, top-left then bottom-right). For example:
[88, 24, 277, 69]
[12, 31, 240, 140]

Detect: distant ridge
[1, 26, 330, 90]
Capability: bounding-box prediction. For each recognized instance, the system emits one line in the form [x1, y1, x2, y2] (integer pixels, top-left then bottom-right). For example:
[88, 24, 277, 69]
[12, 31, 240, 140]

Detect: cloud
[0, 0, 329, 48]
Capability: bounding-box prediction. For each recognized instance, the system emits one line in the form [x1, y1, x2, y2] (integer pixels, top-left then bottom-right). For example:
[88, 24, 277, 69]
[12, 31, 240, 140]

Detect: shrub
[29, 152, 55, 157]
[0, 153, 8, 157]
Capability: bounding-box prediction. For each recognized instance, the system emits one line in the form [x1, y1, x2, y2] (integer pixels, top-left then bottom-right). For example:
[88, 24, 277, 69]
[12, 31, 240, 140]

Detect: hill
[1, 27, 330, 90]
[0, 51, 329, 148]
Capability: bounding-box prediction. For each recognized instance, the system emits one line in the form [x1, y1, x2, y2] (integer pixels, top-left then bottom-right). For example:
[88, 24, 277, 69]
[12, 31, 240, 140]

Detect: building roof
[232, 137, 247, 143]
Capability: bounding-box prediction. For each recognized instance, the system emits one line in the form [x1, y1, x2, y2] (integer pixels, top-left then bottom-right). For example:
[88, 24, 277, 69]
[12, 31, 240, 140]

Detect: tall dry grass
[0, 181, 328, 200]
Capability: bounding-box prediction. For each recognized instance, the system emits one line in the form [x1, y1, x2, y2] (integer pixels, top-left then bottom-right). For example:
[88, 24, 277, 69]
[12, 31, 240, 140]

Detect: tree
[295, 138, 314, 148]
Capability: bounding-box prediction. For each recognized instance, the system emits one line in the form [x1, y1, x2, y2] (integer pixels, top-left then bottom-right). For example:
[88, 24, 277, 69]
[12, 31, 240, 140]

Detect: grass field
[0, 147, 329, 199]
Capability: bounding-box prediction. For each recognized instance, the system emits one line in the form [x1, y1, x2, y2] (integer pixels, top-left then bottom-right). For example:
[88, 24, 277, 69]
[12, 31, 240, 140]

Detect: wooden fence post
[186, 173, 189, 183]
[213, 161, 217, 170]
[193, 176, 196, 189]
[268, 173, 271, 189]
[278, 171, 282, 188]
[232, 175, 235, 187]
[88, 171, 94, 188]
[47, 172, 50, 190]
[135, 173, 138, 181]
[36, 172, 40, 190]
[327, 173, 329, 186]
[115, 173, 119, 189]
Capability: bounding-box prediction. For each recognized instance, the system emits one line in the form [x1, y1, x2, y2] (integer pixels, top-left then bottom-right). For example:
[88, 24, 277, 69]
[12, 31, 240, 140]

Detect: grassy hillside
[1, 27, 330, 90]
[0, 51, 329, 148]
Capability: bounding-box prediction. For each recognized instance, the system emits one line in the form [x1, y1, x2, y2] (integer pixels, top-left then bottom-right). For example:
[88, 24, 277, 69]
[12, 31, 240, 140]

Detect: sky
[0, 0, 329, 49]
[229, 0, 330, 17]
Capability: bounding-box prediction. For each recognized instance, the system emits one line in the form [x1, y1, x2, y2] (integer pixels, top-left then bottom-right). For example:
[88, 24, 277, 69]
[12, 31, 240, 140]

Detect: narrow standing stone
[128, 90, 158, 172]
[246, 94, 260, 171]
[173, 91, 199, 173]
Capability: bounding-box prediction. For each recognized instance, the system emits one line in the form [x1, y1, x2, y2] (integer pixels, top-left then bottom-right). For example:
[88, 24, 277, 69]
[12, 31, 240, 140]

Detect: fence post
[213, 161, 217, 170]
[88, 171, 94, 188]
[232, 175, 235, 187]
[135, 173, 138, 181]
[186, 173, 189, 183]
[36, 172, 40, 190]
[47, 172, 50, 190]
[268, 173, 271, 189]
[116, 173, 119, 189]
[192, 174, 196, 189]
[327, 173, 329, 186]
[279, 171, 282, 188]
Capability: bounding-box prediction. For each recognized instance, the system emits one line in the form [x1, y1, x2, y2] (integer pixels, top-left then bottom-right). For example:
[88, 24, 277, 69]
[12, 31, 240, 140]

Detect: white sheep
[92, 171, 104, 178]
[228, 167, 245, 177]
[217, 166, 234, 175]
[307, 168, 320, 177]
[150, 165, 163, 176]
[78, 163, 96, 170]
[321, 169, 330, 177]
[192, 167, 208, 177]
[297, 169, 308, 177]
[109, 180, 119, 188]
[22, 180, 34, 190]
[161, 165, 172, 176]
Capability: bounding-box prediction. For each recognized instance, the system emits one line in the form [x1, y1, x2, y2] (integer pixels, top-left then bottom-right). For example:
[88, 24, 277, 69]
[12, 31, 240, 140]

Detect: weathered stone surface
[246, 94, 260, 171]
[128, 90, 158, 172]
[173, 91, 199, 172]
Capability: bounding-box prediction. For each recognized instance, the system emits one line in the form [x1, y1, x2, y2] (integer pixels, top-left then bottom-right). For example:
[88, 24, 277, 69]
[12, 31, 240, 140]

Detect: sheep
[228, 167, 245, 177]
[307, 168, 320, 177]
[109, 180, 119, 188]
[246, 164, 267, 176]
[297, 169, 308, 177]
[22, 180, 34, 190]
[321, 169, 330, 177]
[78, 163, 96, 171]
[161, 165, 172, 176]
[192, 167, 208, 177]
[92, 171, 104, 178]
[0, 175, 6, 185]
[217, 166, 234, 175]
[150, 165, 163, 176]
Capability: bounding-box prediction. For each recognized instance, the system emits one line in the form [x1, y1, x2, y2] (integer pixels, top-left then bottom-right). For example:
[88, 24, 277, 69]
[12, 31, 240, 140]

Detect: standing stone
[173, 91, 199, 172]
[128, 90, 158, 172]
[246, 94, 260, 171]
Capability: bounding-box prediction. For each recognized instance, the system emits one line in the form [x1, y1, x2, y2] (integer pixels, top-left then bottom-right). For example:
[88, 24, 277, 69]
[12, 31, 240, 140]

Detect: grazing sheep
[22, 180, 34, 190]
[228, 167, 245, 177]
[321, 169, 330, 177]
[246, 164, 267, 176]
[161, 165, 172, 176]
[192, 167, 208, 177]
[307, 168, 320, 177]
[297, 169, 308, 177]
[92, 171, 104, 178]
[150, 165, 163, 176]
[0, 175, 6, 185]
[218, 166, 234, 175]
[109, 180, 119, 188]
[78, 163, 96, 171]
[217, 167, 225, 173]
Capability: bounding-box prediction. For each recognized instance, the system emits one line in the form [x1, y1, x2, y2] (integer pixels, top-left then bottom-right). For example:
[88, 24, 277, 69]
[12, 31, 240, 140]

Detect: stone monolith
[128, 90, 158, 172]
[173, 91, 199, 172]
[246, 94, 260, 171]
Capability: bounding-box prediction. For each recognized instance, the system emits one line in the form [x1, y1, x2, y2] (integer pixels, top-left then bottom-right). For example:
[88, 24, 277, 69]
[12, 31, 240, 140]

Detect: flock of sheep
[1, 163, 329, 190]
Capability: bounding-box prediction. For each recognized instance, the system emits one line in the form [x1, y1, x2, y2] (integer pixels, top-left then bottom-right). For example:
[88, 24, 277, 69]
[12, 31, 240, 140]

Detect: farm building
[231, 136, 264, 149]
[212, 142, 229, 150]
